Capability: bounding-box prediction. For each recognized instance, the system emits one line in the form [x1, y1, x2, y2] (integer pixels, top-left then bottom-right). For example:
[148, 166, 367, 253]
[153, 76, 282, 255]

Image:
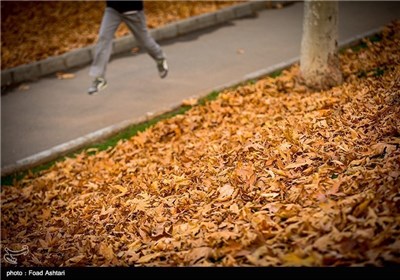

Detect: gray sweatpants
[90, 7, 165, 78]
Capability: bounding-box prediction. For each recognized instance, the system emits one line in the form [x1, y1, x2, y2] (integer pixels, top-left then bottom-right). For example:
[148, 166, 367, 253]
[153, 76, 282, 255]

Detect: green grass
[88, 105, 192, 153]
[346, 33, 382, 53]
[269, 69, 283, 78]
[374, 67, 385, 77]
[356, 66, 387, 79]
[0, 51, 347, 186]
[1, 90, 223, 186]
[0, 62, 333, 186]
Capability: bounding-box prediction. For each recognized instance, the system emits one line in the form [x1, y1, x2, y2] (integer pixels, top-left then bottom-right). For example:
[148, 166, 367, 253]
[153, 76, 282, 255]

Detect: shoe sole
[159, 72, 168, 79]
[159, 67, 168, 78]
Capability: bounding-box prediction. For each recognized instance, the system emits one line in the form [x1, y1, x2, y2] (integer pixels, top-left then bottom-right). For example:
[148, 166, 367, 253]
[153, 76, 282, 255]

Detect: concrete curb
[1, 1, 272, 88]
[0, 26, 384, 177]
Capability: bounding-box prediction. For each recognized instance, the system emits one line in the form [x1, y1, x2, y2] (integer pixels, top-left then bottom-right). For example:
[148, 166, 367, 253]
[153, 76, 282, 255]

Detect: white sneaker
[157, 58, 168, 79]
[88, 77, 107, 95]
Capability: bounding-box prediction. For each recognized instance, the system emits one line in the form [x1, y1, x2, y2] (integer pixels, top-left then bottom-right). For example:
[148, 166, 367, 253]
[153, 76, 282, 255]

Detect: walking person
[88, 0, 168, 95]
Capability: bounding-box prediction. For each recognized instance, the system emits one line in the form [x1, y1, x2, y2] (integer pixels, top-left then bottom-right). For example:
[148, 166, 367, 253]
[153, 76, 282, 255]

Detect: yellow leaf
[281, 253, 315, 266]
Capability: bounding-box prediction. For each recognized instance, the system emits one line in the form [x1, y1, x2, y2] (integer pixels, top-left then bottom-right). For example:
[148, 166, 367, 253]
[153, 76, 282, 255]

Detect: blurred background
[0, 0, 269, 70]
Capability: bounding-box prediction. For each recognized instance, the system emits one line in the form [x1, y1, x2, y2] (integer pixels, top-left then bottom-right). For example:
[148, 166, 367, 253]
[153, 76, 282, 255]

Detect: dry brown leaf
[313, 235, 331, 252]
[66, 255, 85, 264]
[99, 243, 114, 261]
[371, 142, 397, 156]
[137, 252, 161, 264]
[217, 184, 234, 201]
[39, 209, 51, 220]
[112, 185, 128, 194]
[185, 247, 212, 264]
[18, 84, 30, 91]
[229, 203, 240, 214]
[208, 231, 239, 241]
[2, 20, 400, 267]
[56, 72, 75, 79]
[285, 159, 313, 169]
[182, 97, 199, 106]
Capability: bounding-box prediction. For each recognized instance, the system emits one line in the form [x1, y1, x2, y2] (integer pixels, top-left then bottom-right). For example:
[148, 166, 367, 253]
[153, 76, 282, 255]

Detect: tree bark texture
[300, 0, 342, 90]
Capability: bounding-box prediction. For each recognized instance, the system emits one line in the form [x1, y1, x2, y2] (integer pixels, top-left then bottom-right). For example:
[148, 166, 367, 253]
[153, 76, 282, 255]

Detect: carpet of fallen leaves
[1, 21, 400, 267]
[1, 1, 246, 70]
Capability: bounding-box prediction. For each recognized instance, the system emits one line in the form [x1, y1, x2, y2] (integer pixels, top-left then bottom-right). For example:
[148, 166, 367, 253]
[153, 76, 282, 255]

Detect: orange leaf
[99, 243, 114, 261]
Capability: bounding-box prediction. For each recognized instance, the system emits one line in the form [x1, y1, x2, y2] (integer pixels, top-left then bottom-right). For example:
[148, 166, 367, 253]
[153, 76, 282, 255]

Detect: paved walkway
[1, 1, 400, 175]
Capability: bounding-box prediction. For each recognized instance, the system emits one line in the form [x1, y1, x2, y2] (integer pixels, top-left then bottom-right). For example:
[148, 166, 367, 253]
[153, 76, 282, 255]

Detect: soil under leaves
[1, 21, 400, 267]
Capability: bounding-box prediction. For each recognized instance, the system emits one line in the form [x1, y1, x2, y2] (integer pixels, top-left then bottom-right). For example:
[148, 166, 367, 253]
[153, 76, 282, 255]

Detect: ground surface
[1, 21, 399, 267]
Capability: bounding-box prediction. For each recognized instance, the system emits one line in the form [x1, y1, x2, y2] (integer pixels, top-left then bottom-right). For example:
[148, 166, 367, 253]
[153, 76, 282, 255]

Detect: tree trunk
[300, 0, 342, 90]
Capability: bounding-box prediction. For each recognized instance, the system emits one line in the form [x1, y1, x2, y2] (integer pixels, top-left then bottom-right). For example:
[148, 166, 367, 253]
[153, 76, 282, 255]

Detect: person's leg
[123, 11, 168, 78]
[89, 7, 122, 79]
[123, 11, 165, 61]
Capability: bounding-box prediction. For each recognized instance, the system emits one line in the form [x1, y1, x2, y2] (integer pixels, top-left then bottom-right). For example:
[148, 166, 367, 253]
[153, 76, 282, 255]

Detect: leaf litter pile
[1, 21, 400, 267]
